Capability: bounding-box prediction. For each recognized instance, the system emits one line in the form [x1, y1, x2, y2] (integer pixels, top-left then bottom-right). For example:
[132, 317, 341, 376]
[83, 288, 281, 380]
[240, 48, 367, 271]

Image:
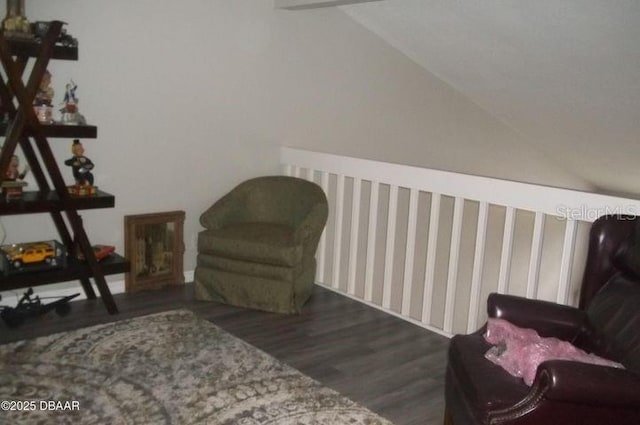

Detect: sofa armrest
[487, 293, 586, 340]
[536, 360, 640, 407]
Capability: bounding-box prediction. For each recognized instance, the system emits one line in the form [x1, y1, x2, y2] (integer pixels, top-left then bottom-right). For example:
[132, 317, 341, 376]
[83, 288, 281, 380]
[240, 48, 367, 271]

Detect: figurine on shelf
[6, 154, 29, 181]
[1, 146, 29, 180]
[59, 79, 86, 125]
[33, 69, 54, 123]
[34, 70, 54, 106]
[0, 147, 29, 200]
[64, 139, 95, 196]
[63, 79, 78, 110]
[32, 21, 78, 47]
[2, 0, 32, 39]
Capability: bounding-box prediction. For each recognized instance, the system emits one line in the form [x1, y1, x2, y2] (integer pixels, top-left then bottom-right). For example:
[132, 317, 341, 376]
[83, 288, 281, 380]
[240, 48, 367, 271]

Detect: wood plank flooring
[0, 283, 449, 425]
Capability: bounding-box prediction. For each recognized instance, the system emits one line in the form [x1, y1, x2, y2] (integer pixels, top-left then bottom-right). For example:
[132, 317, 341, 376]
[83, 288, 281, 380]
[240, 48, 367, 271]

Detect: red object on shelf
[77, 244, 115, 262]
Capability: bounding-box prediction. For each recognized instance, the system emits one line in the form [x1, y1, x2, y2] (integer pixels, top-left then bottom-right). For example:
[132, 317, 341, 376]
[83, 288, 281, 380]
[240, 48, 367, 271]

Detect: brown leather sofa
[444, 215, 640, 425]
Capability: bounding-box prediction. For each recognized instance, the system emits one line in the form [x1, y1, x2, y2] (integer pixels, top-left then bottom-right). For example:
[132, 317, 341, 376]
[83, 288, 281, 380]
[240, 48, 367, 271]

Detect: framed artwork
[124, 210, 185, 293]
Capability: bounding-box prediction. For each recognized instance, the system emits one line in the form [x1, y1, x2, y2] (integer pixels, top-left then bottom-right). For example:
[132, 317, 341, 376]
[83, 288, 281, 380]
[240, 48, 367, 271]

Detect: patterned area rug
[0, 309, 393, 424]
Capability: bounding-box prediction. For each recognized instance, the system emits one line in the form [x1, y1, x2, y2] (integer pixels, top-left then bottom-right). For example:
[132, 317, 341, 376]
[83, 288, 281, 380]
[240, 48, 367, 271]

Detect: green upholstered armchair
[194, 176, 328, 314]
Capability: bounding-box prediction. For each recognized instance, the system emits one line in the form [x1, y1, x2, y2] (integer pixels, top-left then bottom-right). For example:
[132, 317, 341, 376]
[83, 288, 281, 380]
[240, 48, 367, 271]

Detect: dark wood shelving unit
[1, 254, 129, 291]
[4, 38, 78, 60]
[0, 189, 115, 215]
[0, 21, 127, 314]
[0, 122, 98, 138]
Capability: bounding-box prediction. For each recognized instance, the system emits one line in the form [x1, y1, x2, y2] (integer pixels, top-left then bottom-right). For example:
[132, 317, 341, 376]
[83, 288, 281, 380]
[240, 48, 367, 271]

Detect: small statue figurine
[33, 70, 54, 123]
[34, 70, 54, 106]
[2, 0, 32, 39]
[0, 146, 29, 181]
[6, 154, 29, 181]
[59, 79, 86, 125]
[64, 139, 95, 195]
[63, 79, 78, 111]
[0, 146, 29, 199]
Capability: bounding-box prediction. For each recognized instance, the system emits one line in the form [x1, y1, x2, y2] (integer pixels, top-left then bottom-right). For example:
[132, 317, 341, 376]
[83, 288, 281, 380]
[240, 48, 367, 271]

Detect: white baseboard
[0, 270, 195, 307]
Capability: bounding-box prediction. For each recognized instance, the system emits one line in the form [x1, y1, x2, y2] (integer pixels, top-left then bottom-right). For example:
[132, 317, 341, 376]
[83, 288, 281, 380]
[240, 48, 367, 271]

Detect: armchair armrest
[294, 202, 329, 246]
[489, 361, 640, 425]
[200, 190, 246, 229]
[537, 360, 640, 407]
[488, 293, 586, 340]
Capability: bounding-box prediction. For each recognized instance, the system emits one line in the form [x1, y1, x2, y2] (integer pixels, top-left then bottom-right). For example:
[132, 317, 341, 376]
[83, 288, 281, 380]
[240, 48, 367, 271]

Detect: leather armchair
[444, 215, 640, 425]
[194, 176, 328, 314]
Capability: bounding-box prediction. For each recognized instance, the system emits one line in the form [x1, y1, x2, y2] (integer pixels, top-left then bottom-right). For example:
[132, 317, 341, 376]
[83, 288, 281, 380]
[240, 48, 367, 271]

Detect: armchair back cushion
[583, 275, 640, 373]
[200, 176, 327, 230]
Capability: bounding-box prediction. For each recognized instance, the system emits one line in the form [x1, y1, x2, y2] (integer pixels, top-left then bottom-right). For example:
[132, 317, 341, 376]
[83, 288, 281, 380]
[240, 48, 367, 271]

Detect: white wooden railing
[281, 147, 640, 337]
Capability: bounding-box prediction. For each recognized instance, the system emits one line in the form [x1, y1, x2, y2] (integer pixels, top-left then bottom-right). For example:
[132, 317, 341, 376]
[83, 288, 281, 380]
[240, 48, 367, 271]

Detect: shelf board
[0, 122, 97, 139]
[0, 253, 129, 290]
[30, 123, 97, 138]
[0, 189, 115, 215]
[5, 38, 78, 60]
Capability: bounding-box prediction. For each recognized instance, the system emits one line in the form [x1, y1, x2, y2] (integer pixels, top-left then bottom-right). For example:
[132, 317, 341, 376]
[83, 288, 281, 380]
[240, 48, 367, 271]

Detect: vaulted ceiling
[281, 1, 640, 197]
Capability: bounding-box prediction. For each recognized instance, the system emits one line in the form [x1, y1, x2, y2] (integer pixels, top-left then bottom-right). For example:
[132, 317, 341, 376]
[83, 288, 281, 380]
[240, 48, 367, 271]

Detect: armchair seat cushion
[197, 253, 309, 282]
[198, 222, 303, 267]
[484, 318, 624, 386]
[195, 263, 316, 314]
[447, 332, 530, 422]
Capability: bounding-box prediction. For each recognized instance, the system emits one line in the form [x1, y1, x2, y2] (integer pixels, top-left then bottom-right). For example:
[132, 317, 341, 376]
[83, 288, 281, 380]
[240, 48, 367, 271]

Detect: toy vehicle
[0, 240, 66, 275]
[77, 244, 115, 261]
[0, 288, 80, 328]
[4, 243, 55, 268]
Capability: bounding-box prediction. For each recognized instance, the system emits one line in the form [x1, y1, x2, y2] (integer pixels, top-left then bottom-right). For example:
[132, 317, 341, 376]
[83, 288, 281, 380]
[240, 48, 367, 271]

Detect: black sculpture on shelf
[32, 21, 78, 47]
[0, 288, 79, 328]
[64, 139, 95, 195]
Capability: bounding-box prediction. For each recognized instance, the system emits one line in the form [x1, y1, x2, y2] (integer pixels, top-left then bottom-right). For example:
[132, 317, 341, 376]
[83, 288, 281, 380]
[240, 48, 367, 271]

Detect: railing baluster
[444, 197, 464, 334]
[306, 167, 315, 181]
[467, 201, 488, 333]
[347, 178, 362, 295]
[283, 163, 293, 177]
[364, 180, 379, 302]
[401, 188, 419, 316]
[382, 185, 399, 309]
[498, 207, 516, 294]
[557, 219, 577, 304]
[526, 212, 545, 299]
[316, 171, 330, 285]
[421, 193, 441, 325]
[304, 168, 321, 282]
[332, 174, 345, 289]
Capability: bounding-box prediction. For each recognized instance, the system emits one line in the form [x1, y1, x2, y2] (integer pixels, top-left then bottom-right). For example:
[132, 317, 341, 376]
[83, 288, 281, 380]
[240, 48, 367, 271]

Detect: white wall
[3, 1, 590, 291]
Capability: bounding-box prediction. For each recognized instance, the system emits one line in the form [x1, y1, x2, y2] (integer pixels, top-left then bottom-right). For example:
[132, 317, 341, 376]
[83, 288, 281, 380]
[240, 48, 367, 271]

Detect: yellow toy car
[0, 241, 66, 275]
[5, 243, 55, 268]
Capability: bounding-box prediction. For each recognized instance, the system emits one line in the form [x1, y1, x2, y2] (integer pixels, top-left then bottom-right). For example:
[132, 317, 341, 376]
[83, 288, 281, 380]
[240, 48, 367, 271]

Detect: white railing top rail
[281, 147, 640, 221]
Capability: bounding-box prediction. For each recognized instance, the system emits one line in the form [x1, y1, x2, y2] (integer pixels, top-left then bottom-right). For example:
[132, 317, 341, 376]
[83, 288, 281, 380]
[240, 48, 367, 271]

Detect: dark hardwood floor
[0, 284, 449, 425]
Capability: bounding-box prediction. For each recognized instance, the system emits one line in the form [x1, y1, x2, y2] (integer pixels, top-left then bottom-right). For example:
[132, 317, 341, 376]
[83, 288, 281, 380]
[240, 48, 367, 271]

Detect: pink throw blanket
[484, 318, 624, 386]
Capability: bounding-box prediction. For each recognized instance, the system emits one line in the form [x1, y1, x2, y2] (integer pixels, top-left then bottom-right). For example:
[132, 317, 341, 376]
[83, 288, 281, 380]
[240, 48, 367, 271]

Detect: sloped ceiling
[336, 1, 640, 197]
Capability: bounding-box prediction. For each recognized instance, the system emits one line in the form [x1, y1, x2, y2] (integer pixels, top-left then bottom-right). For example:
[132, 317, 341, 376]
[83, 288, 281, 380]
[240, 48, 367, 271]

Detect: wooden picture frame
[124, 210, 185, 293]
